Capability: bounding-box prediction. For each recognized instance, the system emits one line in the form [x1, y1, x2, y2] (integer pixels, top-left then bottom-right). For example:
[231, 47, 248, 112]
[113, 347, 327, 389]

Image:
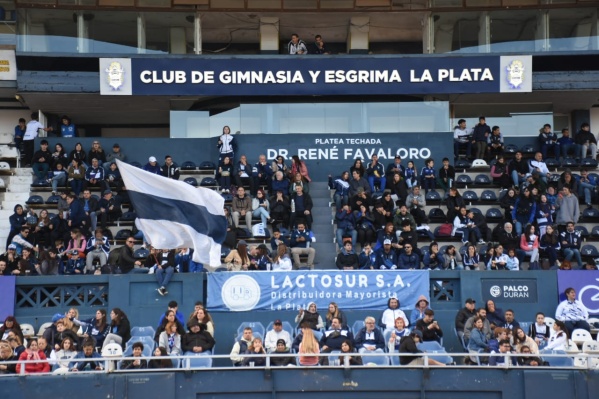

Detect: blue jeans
[454, 141, 472, 158]
[541, 143, 560, 160]
[368, 176, 386, 193]
[336, 228, 357, 249]
[51, 174, 66, 192]
[32, 163, 49, 181]
[578, 181, 595, 205]
[70, 179, 84, 196]
[156, 265, 174, 288]
[252, 207, 270, 226]
[563, 248, 582, 269]
[333, 192, 348, 211]
[511, 170, 526, 188]
[560, 143, 576, 159]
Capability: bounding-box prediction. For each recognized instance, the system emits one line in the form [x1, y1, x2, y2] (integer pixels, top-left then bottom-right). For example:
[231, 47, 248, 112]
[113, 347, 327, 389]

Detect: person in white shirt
[528, 152, 550, 183]
[264, 320, 291, 353]
[379, 297, 409, 331]
[555, 287, 591, 333]
[453, 119, 473, 159]
[543, 320, 568, 351]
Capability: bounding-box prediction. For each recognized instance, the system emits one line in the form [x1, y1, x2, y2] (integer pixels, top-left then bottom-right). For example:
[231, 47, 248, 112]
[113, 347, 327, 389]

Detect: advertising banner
[100, 55, 532, 96]
[480, 278, 538, 303]
[0, 276, 16, 321]
[557, 270, 599, 315]
[207, 270, 429, 312]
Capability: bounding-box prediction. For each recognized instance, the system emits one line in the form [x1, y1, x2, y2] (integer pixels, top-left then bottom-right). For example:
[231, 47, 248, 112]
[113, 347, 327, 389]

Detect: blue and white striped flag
[116, 160, 226, 266]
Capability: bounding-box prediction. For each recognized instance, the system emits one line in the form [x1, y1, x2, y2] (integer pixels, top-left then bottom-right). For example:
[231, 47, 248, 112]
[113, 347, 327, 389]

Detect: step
[8, 175, 32, 186]
[3, 192, 30, 202]
[2, 201, 24, 211]
[13, 168, 35, 177]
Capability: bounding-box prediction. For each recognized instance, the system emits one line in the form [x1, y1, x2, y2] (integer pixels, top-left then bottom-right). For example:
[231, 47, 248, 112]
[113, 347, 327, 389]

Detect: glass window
[88, 11, 138, 53]
[367, 103, 400, 133]
[434, 12, 480, 53]
[248, 0, 281, 8]
[490, 10, 538, 53]
[324, 103, 363, 134]
[549, 8, 596, 52]
[399, 102, 450, 132]
[170, 111, 210, 138]
[320, 0, 354, 8]
[18, 9, 77, 53]
[145, 12, 190, 54]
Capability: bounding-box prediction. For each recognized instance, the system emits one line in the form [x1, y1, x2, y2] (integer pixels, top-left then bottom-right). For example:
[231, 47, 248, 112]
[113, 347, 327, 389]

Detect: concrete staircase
[0, 168, 33, 252]
[307, 181, 338, 269]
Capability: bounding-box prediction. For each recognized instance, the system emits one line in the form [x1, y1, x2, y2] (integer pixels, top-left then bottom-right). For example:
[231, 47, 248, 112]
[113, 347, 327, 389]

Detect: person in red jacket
[16, 338, 50, 374]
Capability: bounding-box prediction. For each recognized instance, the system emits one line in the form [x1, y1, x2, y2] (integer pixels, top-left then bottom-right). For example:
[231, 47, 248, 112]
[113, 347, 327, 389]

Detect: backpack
[437, 223, 453, 236]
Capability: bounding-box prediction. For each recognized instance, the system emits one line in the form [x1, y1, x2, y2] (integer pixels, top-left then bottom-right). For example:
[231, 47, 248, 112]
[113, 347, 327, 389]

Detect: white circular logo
[490, 285, 502, 298]
[221, 274, 261, 311]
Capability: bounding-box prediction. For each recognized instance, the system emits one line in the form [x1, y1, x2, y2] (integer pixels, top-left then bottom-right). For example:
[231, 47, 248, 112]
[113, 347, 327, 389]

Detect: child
[420, 158, 436, 194]
[545, 186, 558, 208]
[404, 161, 418, 189]
[505, 248, 520, 271]
[64, 250, 85, 274]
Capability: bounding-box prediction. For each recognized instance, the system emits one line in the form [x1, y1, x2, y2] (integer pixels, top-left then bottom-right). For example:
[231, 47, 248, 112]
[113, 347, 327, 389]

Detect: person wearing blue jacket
[358, 243, 377, 269]
[398, 244, 420, 269]
[335, 205, 358, 249]
[420, 158, 436, 194]
[272, 171, 290, 194]
[366, 154, 386, 193]
[175, 248, 203, 273]
[511, 188, 536, 236]
[328, 172, 350, 211]
[7, 204, 27, 249]
[143, 156, 161, 174]
[354, 316, 385, 354]
[85, 229, 110, 274]
[84, 158, 105, 191]
[467, 317, 489, 364]
[375, 240, 398, 269]
[253, 154, 274, 194]
[69, 339, 104, 371]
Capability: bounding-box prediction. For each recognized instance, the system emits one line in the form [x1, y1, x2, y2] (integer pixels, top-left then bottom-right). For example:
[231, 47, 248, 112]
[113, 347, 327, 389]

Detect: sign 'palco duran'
[100, 55, 532, 96]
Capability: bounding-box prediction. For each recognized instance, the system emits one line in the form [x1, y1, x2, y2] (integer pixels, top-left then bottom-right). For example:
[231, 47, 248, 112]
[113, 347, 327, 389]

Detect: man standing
[290, 222, 315, 269]
[217, 125, 237, 164]
[555, 287, 591, 333]
[556, 187, 580, 228]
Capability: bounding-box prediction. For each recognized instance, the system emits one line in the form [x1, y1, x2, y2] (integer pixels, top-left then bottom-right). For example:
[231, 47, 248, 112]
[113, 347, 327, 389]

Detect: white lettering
[308, 70, 321, 83]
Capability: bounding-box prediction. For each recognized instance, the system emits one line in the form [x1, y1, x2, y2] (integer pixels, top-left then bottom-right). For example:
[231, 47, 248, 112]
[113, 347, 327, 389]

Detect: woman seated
[50, 337, 78, 370]
[338, 339, 362, 366]
[16, 338, 50, 374]
[242, 337, 267, 367]
[148, 346, 173, 369]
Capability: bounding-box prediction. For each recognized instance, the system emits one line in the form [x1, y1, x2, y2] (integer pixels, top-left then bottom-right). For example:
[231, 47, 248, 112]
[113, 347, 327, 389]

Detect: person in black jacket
[445, 187, 466, 223]
[455, 298, 476, 343]
[437, 158, 455, 194]
[114, 239, 146, 274]
[398, 330, 445, 366]
[336, 241, 359, 270]
[103, 308, 131, 350]
[161, 155, 180, 180]
[575, 122, 597, 159]
[121, 342, 148, 370]
[472, 117, 491, 160]
[509, 151, 529, 189]
[182, 319, 215, 355]
[31, 140, 52, 183]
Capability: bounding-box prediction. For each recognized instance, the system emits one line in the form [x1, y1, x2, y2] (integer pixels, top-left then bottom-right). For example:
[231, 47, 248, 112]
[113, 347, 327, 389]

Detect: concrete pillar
[194, 11, 202, 55]
[535, 10, 549, 52]
[260, 17, 279, 54]
[348, 16, 369, 54]
[77, 11, 89, 53]
[170, 27, 187, 54]
[478, 12, 490, 53]
[137, 13, 146, 54]
[422, 12, 434, 54]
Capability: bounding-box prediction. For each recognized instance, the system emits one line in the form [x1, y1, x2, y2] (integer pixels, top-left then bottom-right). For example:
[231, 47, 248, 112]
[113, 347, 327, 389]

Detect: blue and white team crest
[506, 60, 525, 89]
[106, 61, 125, 90]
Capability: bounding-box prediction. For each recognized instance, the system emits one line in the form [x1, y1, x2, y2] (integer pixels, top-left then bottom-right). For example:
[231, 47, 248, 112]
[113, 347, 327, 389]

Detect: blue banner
[557, 270, 599, 315]
[100, 55, 532, 96]
[207, 270, 429, 312]
[0, 276, 16, 321]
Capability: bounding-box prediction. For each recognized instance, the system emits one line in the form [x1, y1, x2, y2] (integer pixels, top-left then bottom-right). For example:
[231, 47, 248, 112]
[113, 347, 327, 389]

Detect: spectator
[388, 172, 408, 205]
[443, 245, 462, 270]
[290, 222, 315, 269]
[11, 227, 37, 257]
[13, 117, 25, 157]
[437, 157, 455, 193]
[462, 244, 480, 270]
[423, 242, 444, 270]
[121, 342, 148, 370]
[115, 238, 147, 274]
[487, 125, 504, 159]
[289, 172, 309, 195]
[487, 244, 509, 270]
[217, 125, 237, 164]
[290, 155, 311, 182]
[6, 204, 26, 249]
[193, 308, 214, 337]
[16, 338, 50, 374]
[520, 224, 540, 270]
[455, 298, 476, 342]
[182, 319, 215, 356]
[375, 239, 398, 270]
[485, 300, 506, 328]
[358, 243, 376, 270]
[558, 171, 578, 194]
[578, 168, 596, 208]
[511, 327, 539, 354]
[348, 169, 370, 198]
[544, 320, 568, 351]
[161, 155, 180, 180]
[105, 143, 126, 171]
[529, 312, 551, 349]
[453, 207, 483, 245]
[288, 33, 307, 54]
[509, 151, 529, 189]
[560, 222, 582, 269]
[231, 186, 252, 231]
[319, 317, 353, 364]
[366, 154, 386, 193]
[398, 330, 445, 366]
[272, 171, 290, 195]
[488, 339, 517, 366]
[295, 302, 324, 330]
[503, 309, 520, 331]
[464, 308, 491, 342]
[386, 155, 405, 179]
[420, 158, 436, 194]
[404, 161, 418, 189]
[511, 188, 536, 236]
[325, 302, 348, 330]
[87, 141, 106, 166]
[271, 243, 292, 271]
[555, 287, 591, 333]
[269, 190, 291, 229]
[387, 317, 410, 352]
[0, 340, 17, 374]
[298, 327, 320, 366]
[69, 338, 103, 371]
[31, 139, 52, 183]
[415, 309, 443, 343]
[528, 152, 551, 183]
[242, 337, 267, 367]
[445, 187, 466, 223]
[68, 142, 87, 167]
[313, 34, 329, 54]
[329, 172, 351, 211]
[270, 339, 296, 366]
[79, 309, 110, 349]
[406, 186, 427, 226]
[252, 189, 275, 227]
[468, 209, 491, 242]
[151, 249, 175, 296]
[379, 297, 409, 330]
[354, 316, 385, 354]
[67, 158, 86, 196]
[556, 186, 580, 229]
[49, 161, 67, 195]
[253, 154, 273, 193]
[51, 336, 78, 370]
[557, 128, 575, 160]
[80, 189, 99, 231]
[467, 317, 489, 363]
[234, 155, 255, 194]
[218, 156, 234, 193]
[472, 116, 491, 160]
[22, 112, 53, 166]
[84, 158, 105, 191]
[85, 229, 110, 274]
[143, 156, 161, 174]
[538, 123, 559, 160]
[289, 186, 313, 230]
[264, 320, 291, 353]
[148, 347, 173, 369]
[575, 122, 596, 159]
[103, 308, 131, 350]
[97, 190, 122, 230]
[490, 156, 511, 188]
[453, 119, 473, 160]
[271, 155, 289, 177]
[350, 158, 366, 178]
[335, 205, 358, 249]
[224, 240, 250, 271]
[50, 143, 68, 169]
[336, 241, 359, 270]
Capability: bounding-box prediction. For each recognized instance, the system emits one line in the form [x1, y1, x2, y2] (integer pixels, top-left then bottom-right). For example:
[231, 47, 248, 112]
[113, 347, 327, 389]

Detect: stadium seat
[485, 208, 503, 222]
[351, 320, 365, 336]
[581, 157, 598, 168]
[181, 161, 197, 170]
[131, 326, 156, 338]
[520, 144, 535, 154]
[425, 190, 441, 201]
[582, 341, 599, 353]
[544, 317, 555, 329]
[363, 353, 389, 366]
[126, 336, 156, 352]
[456, 174, 472, 185]
[428, 208, 446, 222]
[129, 161, 142, 168]
[199, 161, 216, 170]
[115, 229, 132, 240]
[565, 339, 580, 354]
[582, 207, 599, 220]
[462, 190, 479, 202]
[574, 225, 589, 238]
[545, 158, 560, 168]
[236, 322, 266, 337]
[21, 323, 35, 338]
[200, 177, 218, 187]
[480, 190, 497, 201]
[45, 195, 60, 204]
[26, 195, 44, 205]
[469, 207, 482, 215]
[572, 329, 593, 345]
[471, 159, 487, 168]
[542, 350, 573, 367]
[504, 144, 518, 154]
[591, 226, 599, 238]
[0, 161, 10, 170]
[562, 158, 579, 167]
[417, 341, 453, 364]
[184, 354, 212, 368]
[183, 177, 198, 187]
[221, 193, 233, 202]
[119, 211, 137, 221]
[581, 245, 599, 257]
[474, 174, 491, 185]
[454, 159, 472, 169]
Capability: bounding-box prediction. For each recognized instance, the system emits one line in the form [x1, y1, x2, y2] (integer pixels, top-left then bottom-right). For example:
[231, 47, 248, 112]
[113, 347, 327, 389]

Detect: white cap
[149, 156, 157, 162]
[383, 239, 392, 245]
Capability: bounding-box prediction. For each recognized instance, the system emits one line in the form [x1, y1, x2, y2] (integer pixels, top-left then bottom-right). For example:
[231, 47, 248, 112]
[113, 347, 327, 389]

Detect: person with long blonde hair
[298, 327, 320, 366]
[272, 243, 293, 271]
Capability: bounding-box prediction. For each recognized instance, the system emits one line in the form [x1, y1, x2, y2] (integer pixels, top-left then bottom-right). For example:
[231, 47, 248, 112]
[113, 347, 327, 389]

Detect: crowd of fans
[1, 285, 595, 374]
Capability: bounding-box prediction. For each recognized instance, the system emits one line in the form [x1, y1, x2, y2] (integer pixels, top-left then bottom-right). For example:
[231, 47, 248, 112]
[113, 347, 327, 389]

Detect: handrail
[1, 351, 597, 376]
